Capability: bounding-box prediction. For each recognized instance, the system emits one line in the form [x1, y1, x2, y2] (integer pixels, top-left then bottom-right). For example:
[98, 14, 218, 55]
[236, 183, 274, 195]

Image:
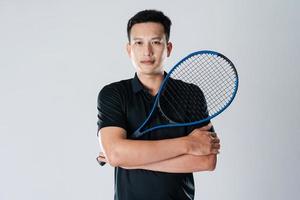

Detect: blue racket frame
[132, 50, 239, 138]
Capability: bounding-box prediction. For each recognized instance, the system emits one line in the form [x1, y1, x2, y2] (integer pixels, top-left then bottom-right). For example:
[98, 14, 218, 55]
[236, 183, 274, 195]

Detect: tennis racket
[97, 50, 238, 166]
[131, 50, 238, 138]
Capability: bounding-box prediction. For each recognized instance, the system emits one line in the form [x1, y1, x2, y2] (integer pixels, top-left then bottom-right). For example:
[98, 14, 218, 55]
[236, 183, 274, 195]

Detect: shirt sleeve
[97, 84, 127, 136]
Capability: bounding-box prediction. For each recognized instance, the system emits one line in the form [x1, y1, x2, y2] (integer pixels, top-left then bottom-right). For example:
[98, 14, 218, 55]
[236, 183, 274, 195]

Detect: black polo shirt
[97, 73, 207, 200]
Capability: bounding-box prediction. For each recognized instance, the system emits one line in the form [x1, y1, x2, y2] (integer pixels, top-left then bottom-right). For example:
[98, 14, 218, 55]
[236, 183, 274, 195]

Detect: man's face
[127, 22, 172, 76]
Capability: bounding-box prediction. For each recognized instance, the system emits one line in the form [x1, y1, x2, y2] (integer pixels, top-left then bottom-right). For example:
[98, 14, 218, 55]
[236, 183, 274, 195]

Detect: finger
[99, 152, 105, 157]
[97, 156, 106, 162]
[211, 149, 220, 154]
[209, 136, 219, 144]
[212, 143, 221, 150]
[211, 138, 220, 143]
[209, 143, 220, 153]
[210, 132, 217, 138]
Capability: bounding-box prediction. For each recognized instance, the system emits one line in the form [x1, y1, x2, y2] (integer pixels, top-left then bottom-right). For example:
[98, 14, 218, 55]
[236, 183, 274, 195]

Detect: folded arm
[98, 123, 220, 171]
[97, 150, 217, 173]
[99, 126, 190, 167]
[121, 154, 217, 173]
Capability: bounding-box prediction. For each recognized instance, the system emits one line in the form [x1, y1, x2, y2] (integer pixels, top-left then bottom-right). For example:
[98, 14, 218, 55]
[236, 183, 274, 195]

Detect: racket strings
[159, 53, 237, 123]
[162, 80, 208, 122]
[170, 78, 208, 120]
[191, 55, 235, 114]
[159, 84, 187, 122]
[159, 77, 208, 122]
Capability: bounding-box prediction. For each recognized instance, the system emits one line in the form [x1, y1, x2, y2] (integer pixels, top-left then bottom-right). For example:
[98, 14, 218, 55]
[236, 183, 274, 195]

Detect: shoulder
[98, 78, 133, 100]
[100, 78, 132, 93]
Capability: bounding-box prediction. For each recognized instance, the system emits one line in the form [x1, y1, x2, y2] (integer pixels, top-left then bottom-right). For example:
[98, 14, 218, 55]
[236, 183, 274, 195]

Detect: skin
[126, 22, 172, 95]
[97, 22, 220, 173]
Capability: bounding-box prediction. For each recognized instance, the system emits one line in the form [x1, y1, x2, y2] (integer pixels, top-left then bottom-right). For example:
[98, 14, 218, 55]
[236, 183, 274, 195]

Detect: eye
[134, 41, 143, 45]
[152, 40, 162, 45]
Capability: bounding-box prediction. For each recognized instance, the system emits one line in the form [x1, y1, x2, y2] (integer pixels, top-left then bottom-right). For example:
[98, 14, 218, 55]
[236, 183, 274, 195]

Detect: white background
[1, 0, 299, 199]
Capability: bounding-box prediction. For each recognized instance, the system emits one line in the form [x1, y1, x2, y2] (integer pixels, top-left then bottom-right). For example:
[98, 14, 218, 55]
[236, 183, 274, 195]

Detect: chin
[138, 65, 163, 74]
[139, 71, 163, 76]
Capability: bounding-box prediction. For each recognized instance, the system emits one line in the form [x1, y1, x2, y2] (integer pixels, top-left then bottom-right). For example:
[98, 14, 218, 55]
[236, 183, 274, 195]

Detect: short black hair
[127, 10, 172, 42]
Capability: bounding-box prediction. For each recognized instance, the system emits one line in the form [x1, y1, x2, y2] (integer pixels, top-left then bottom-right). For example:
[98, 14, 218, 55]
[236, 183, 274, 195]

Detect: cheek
[132, 48, 141, 58]
[131, 52, 141, 66]
[129, 49, 138, 60]
[158, 49, 167, 60]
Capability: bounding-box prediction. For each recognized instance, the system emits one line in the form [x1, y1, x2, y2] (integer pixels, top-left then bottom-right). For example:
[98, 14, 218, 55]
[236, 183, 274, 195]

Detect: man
[97, 10, 220, 200]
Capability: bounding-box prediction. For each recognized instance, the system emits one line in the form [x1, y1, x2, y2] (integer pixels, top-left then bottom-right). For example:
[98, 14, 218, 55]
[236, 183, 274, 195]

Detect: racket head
[159, 50, 238, 122]
[132, 50, 239, 138]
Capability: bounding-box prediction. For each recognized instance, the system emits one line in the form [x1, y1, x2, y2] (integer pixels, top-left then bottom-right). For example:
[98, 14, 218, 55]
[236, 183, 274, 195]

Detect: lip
[141, 60, 155, 64]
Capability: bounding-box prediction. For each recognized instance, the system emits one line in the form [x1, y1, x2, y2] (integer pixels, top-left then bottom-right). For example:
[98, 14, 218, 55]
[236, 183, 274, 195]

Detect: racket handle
[96, 157, 106, 166]
[131, 130, 142, 138]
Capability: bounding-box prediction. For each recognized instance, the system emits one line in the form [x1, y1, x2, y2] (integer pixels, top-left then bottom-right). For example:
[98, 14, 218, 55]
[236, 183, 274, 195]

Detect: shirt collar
[131, 72, 167, 94]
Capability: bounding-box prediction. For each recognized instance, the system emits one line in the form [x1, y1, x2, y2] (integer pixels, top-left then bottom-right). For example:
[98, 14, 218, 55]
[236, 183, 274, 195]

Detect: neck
[137, 71, 164, 96]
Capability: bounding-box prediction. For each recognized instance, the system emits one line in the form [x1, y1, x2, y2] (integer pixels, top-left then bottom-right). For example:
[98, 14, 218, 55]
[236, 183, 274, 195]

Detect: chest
[125, 91, 188, 140]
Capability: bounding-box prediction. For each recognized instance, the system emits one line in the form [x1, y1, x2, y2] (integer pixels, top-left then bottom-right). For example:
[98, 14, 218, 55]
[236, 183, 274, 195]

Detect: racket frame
[132, 50, 239, 138]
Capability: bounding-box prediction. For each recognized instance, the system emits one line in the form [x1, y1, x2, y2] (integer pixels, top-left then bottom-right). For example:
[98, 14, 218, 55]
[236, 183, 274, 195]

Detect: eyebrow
[132, 37, 163, 41]
[151, 37, 163, 40]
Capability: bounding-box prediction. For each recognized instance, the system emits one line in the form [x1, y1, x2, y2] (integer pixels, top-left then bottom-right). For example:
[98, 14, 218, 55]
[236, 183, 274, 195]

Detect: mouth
[140, 60, 155, 65]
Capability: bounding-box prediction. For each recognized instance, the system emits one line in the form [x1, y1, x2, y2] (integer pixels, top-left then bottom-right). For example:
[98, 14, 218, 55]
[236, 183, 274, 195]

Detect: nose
[143, 42, 153, 56]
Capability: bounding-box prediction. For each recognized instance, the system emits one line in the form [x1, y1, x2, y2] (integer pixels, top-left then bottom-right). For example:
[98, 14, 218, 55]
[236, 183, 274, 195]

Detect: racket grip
[131, 130, 142, 139]
[96, 157, 106, 166]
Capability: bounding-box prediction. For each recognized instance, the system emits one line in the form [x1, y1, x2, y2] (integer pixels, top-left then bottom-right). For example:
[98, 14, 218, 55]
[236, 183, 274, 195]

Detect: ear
[126, 43, 131, 58]
[166, 42, 173, 57]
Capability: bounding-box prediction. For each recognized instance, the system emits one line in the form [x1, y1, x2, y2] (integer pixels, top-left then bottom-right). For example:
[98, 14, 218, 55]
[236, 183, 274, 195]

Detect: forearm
[100, 124, 220, 168]
[122, 154, 217, 173]
[107, 137, 189, 167]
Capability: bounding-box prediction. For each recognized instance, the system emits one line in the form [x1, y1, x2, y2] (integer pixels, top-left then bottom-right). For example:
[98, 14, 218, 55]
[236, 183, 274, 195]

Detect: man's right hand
[186, 123, 220, 156]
